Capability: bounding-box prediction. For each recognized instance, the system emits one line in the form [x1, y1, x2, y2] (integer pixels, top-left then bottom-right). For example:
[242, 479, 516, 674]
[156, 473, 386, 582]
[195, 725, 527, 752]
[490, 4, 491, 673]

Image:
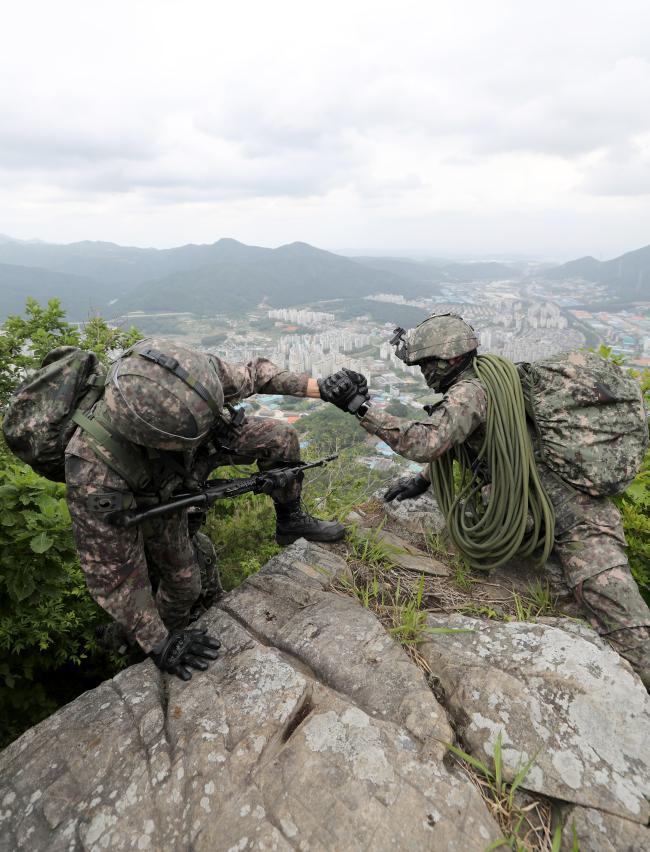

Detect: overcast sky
[1, 1, 649, 260]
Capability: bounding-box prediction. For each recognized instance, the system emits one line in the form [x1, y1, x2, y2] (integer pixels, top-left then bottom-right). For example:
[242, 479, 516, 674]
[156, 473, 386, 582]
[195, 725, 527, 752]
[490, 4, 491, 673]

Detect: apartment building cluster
[267, 308, 335, 326]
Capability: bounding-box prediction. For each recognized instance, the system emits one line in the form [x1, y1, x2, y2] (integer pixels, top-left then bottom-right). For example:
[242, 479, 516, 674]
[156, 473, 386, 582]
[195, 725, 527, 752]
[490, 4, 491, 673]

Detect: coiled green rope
[429, 354, 555, 570]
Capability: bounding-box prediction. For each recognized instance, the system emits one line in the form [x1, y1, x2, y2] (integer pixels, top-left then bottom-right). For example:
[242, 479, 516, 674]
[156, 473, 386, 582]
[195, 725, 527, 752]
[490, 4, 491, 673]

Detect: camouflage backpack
[2, 346, 105, 482]
[519, 350, 648, 497]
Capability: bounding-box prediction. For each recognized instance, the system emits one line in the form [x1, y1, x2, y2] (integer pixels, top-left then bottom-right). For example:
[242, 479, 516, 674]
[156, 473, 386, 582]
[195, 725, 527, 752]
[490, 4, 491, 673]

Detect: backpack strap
[71, 409, 152, 492]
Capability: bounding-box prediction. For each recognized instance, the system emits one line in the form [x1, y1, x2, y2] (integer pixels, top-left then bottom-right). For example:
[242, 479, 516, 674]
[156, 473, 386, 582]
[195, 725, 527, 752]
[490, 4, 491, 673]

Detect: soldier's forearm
[358, 408, 451, 463]
[259, 370, 311, 396]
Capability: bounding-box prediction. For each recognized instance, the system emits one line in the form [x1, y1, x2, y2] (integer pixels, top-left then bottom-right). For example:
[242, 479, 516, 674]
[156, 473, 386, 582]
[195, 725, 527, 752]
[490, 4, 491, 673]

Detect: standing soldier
[65, 338, 345, 679]
[318, 315, 650, 688]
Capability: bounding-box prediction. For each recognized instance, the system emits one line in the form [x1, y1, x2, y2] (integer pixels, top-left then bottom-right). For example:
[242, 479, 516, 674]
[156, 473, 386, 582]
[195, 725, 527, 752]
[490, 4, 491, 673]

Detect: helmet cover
[103, 338, 224, 450]
[401, 313, 479, 365]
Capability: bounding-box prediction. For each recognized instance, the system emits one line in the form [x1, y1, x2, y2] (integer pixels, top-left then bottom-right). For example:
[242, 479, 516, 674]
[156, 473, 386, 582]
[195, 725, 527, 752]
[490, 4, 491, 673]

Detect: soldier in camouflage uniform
[65, 338, 344, 677]
[319, 316, 650, 688]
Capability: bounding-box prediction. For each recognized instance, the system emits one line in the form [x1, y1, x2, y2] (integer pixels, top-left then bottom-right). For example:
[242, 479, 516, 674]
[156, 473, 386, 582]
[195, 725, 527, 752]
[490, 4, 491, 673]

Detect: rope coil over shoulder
[429, 354, 555, 570]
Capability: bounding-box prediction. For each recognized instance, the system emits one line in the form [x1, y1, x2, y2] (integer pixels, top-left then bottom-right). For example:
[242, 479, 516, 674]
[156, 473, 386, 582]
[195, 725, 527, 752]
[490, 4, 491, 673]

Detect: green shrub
[614, 365, 650, 604]
[0, 296, 140, 406]
[0, 460, 119, 746]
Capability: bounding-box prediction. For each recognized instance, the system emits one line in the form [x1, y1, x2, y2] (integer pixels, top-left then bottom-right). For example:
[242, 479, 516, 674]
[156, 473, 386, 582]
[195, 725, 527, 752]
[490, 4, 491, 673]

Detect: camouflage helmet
[103, 338, 224, 450]
[400, 313, 479, 365]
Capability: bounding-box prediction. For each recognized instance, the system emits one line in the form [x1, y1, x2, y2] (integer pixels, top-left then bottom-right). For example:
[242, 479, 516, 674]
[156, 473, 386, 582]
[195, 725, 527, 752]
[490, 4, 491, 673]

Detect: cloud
[1, 0, 650, 254]
[582, 137, 650, 196]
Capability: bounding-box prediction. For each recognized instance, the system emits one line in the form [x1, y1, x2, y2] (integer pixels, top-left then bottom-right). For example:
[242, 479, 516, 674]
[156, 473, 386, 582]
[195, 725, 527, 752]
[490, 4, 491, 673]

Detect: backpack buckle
[140, 348, 179, 372]
[157, 354, 179, 371]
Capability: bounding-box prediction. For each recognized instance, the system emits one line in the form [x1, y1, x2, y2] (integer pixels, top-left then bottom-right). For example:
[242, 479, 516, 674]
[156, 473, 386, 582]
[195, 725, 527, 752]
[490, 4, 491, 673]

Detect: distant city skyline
[2, 2, 650, 259]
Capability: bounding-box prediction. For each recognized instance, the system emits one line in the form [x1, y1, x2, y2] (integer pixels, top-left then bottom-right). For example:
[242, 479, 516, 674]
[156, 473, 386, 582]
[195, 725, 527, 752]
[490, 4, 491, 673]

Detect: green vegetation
[596, 346, 650, 606]
[346, 523, 398, 570]
[0, 299, 140, 745]
[0, 296, 140, 406]
[426, 532, 475, 590]
[0, 437, 122, 746]
[616, 365, 650, 605]
[342, 530, 472, 648]
[295, 404, 369, 453]
[336, 298, 427, 326]
[447, 734, 565, 851]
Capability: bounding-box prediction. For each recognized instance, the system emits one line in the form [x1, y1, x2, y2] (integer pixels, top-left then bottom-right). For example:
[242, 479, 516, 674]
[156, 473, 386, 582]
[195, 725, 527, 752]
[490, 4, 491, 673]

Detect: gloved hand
[150, 626, 221, 681]
[384, 474, 429, 503]
[318, 369, 369, 414]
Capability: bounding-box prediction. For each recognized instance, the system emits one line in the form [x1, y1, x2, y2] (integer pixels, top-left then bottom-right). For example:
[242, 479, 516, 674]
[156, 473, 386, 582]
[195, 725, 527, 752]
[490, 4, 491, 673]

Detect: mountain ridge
[1, 235, 648, 321]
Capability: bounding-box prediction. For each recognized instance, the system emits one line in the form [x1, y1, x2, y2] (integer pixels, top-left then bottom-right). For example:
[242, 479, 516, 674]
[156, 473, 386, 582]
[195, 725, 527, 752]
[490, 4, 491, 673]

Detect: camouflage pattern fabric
[519, 350, 648, 496]
[103, 338, 226, 452]
[2, 346, 104, 482]
[360, 375, 488, 462]
[359, 374, 650, 684]
[209, 354, 309, 402]
[211, 415, 303, 502]
[401, 313, 479, 364]
[65, 453, 197, 652]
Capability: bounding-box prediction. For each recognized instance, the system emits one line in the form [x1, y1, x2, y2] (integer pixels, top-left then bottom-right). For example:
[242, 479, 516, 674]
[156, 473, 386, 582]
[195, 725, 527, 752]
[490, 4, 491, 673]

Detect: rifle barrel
[109, 455, 338, 528]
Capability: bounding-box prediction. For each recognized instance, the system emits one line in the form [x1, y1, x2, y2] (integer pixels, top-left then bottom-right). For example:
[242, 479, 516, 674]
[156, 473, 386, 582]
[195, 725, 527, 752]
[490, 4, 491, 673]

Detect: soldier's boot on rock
[274, 498, 346, 545]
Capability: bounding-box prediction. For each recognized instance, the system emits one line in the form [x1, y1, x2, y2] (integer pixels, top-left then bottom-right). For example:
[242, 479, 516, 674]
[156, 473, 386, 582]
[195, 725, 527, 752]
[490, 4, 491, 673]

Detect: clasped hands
[318, 368, 370, 415]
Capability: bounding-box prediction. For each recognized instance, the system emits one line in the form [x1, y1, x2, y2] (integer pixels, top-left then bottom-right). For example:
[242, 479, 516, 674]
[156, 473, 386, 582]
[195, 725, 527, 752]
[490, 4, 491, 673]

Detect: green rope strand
[429, 354, 555, 570]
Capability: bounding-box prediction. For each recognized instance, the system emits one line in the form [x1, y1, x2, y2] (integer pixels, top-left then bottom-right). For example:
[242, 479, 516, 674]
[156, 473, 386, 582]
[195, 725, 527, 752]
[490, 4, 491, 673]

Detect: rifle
[107, 454, 339, 529]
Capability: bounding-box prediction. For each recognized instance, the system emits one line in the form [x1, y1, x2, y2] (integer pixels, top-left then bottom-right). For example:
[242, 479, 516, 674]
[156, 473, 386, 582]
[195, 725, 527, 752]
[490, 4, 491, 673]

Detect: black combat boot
[274, 499, 346, 545]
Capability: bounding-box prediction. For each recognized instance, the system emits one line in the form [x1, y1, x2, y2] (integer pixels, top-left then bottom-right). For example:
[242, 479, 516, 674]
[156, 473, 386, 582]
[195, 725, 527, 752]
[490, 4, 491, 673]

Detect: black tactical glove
[318, 369, 369, 414]
[150, 626, 221, 681]
[384, 474, 429, 503]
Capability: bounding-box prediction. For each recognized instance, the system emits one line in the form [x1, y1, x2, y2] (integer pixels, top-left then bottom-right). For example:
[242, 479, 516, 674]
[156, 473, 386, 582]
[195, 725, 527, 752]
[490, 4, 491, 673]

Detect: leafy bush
[204, 487, 281, 591]
[614, 364, 650, 604]
[0, 296, 140, 407]
[0, 298, 139, 746]
[0, 459, 118, 746]
[295, 405, 369, 453]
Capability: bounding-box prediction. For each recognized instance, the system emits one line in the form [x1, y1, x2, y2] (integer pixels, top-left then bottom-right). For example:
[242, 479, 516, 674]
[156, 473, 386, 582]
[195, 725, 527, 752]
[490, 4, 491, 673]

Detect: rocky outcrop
[2, 538, 650, 850]
[421, 613, 650, 826]
[0, 541, 499, 851]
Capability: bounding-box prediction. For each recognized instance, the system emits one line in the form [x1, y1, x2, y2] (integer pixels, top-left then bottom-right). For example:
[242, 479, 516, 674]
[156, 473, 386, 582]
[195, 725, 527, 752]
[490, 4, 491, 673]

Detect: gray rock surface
[0, 541, 499, 852]
[559, 804, 650, 851]
[373, 487, 446, 535]
[420, 613, 650, 823]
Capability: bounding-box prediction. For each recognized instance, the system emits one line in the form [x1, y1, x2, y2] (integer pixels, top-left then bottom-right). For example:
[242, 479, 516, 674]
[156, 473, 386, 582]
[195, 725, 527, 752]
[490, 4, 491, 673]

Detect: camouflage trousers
[538, 465, 650, 687]
[64, 416, 301, 652]
[213, 416, 303, 502]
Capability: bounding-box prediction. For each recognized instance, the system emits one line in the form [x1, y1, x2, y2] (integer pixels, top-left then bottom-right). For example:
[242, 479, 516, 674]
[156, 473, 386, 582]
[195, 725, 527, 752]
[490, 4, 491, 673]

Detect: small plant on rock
[447, 733, 567, 851]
